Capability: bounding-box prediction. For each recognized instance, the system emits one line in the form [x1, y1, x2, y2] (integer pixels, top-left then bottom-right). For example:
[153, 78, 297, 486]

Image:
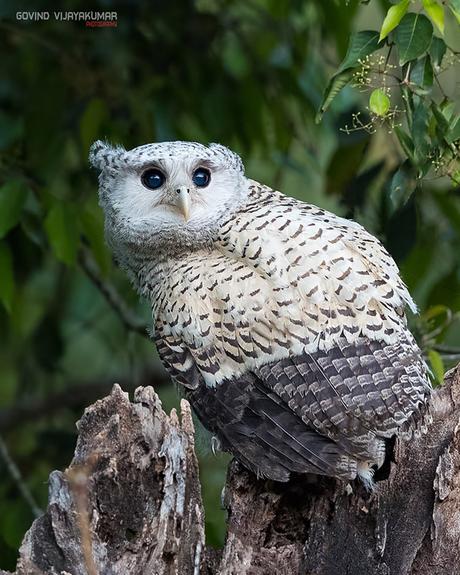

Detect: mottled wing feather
[183, 334, 429, 480]
[187, 373, 357, 481]
[255, 334, 430, 463]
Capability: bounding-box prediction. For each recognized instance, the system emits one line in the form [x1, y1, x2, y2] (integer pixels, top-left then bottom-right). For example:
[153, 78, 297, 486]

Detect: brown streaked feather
[173, 335, 430, 481]
[187, 372, 357, 481]
[149, 182, 431, 481]
[253, 334, 429, 465]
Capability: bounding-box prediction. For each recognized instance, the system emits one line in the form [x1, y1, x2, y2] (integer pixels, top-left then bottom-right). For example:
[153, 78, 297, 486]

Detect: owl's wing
[185, 332, 429, 481]
[156, 329, 358, 480]
[255, 332, 430, 456]
[158, 327, 429, 482]
[186, 369, 359, 482]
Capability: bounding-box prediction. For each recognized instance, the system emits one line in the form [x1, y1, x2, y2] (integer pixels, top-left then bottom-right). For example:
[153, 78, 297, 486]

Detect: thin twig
[78, 247, 150, 340]
[433, 344, 460, 354]
[0, 435, 43, 518]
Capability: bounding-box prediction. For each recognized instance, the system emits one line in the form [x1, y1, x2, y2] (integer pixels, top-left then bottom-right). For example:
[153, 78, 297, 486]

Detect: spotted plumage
[90, 140, 431, 486]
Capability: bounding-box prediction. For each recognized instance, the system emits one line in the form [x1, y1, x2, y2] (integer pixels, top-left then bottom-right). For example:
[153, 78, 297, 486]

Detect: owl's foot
[211, 435, 221, 456]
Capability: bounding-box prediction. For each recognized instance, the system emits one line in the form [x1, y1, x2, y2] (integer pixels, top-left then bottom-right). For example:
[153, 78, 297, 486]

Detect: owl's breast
[152, 197, 415, 388]
[153, 249, 294, 386]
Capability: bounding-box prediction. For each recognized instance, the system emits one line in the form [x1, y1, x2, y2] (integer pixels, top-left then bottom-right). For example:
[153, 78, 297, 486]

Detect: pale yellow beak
[176, 187, 191, 221]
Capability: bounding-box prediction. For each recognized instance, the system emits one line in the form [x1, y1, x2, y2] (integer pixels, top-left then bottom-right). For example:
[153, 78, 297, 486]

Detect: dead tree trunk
[8, 386, 205, 575]
[4, 365, 460, 575]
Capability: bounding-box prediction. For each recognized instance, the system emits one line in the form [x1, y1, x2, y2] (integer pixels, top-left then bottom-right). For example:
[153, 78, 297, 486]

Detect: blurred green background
[0, 0, 459, 570]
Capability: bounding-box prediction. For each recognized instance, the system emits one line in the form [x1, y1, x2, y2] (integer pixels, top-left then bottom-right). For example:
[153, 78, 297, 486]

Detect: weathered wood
[6, 366, 460, 575]
[12, 385, 205, 575]
[217, 365, 460, 575]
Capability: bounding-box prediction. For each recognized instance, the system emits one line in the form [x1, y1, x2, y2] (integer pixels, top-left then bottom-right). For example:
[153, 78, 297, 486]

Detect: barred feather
[151, 181, 431, 481]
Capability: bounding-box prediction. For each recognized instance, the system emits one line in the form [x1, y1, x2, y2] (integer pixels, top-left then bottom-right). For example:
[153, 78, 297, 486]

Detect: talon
[211, 436, 221, 456]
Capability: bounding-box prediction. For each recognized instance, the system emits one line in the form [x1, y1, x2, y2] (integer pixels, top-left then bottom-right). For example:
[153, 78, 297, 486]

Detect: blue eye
[192, 167, 211, 188]
[141, 168, 165, 190]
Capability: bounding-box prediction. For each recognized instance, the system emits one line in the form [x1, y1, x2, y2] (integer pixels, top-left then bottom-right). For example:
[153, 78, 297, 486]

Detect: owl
[90, 140, 431, 487]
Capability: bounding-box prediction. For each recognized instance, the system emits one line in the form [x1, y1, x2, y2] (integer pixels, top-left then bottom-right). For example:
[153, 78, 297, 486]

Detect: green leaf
[429, 36, 447, 69]
[379, 0, 410, 41]
[317, 31, 381, 120]
[401, 85, 414, 129]
[337, 31, 381, 73]
[446, 116, 460, 144]
[428, 349, 444, 385]
[411, 99, 431, 166]
[44, 202, 80, 265]
[431, 102, 450, 133]
[0, 242, 14, 312]
[394, 126, 415, 161]
[410, 55, 433, 90]
[390, 161, 417, 209]
[395, 13, 433, 65]
[448, 0, 460, 23]
[0, 181, 28, 239]
[440, 99, 456, 122]
[369, 88, 390, 116]
[316, 69, 354, 121]
[422, 0, 445, 34]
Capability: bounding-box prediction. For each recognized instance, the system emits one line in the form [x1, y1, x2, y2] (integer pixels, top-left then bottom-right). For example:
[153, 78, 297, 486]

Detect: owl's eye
[192, 167, 211, 188]
[141, 168, 165, 190]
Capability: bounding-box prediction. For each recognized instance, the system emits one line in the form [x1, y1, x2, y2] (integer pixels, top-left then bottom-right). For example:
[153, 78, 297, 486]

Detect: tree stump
[4, 365, 460, 575]
[9, 385, 205, 575]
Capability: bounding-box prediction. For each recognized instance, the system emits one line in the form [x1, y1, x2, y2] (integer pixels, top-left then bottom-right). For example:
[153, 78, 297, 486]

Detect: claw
[211, 436, 221, 456]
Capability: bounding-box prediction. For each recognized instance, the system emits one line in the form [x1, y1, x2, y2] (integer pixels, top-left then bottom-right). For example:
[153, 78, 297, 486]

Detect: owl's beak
[175, 187, 191, 221]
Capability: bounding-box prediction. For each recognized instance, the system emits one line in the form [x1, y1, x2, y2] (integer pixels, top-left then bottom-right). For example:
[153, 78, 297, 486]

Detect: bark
[11, 385, 205, 575]
[5, 365, 460, 575]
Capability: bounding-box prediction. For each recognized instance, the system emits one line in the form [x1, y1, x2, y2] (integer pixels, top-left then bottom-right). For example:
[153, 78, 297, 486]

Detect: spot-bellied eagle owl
[90, 140, 431, 486]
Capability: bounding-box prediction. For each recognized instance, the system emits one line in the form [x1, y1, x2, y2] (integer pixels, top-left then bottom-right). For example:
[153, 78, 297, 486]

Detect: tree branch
[78, 246, 150, 340]
[0, 436, 42, 519]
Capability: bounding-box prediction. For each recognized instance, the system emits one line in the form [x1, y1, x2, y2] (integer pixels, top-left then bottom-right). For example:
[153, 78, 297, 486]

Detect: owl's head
[89, 140, 248, 257]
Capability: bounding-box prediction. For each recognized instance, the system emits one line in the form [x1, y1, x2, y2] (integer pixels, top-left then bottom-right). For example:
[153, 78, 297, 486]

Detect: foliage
[0, 0, 459, 570]
[320, 0, 460, 192]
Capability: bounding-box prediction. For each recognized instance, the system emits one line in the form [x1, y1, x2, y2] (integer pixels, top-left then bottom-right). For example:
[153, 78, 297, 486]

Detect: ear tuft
[89, 140, 110, 170]
[89, 140, 124, 170]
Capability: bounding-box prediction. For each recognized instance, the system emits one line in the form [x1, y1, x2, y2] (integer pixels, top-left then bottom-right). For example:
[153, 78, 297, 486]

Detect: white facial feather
[110, 157, 239, 223]
[89, 140, 248, 259]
